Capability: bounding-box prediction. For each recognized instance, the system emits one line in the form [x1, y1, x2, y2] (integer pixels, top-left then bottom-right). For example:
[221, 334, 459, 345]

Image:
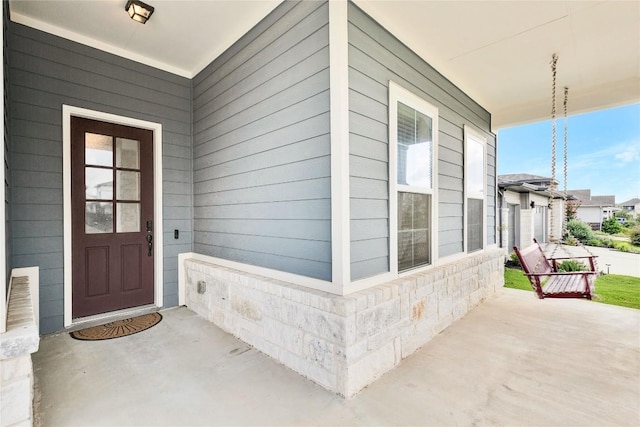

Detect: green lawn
[504, 267, 640, 310]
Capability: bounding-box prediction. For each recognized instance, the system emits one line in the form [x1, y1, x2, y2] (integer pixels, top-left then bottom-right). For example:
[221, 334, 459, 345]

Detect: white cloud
[570, 140, 640, 171]
[614, 144, 640, 163]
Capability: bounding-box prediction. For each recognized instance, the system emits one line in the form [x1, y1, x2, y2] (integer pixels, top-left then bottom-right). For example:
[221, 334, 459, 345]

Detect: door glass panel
[116, 171, 140, 201]
[85, 133, 113, 167]
[117, 203, 140, 233]
[85, 167, 113, 200]
[85, 202, 113, 233]
[116, 138, 140, 169]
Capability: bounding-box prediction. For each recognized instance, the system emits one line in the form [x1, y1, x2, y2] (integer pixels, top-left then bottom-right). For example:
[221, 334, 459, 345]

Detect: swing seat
[513, 238, 597, 300]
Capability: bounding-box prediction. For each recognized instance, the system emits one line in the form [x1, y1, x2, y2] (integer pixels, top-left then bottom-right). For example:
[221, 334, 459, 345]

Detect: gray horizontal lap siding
[348, 3, 497, 280]
[8, 22, 192, 333]
[192, 1, 332, 281]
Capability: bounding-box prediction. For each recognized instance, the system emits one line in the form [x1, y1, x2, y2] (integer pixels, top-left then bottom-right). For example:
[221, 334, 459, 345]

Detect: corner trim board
[329, 0, 351, 288]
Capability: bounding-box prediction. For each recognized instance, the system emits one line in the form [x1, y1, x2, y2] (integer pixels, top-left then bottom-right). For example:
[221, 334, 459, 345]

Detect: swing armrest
[524, 271, 597, 277]
[548, 255, 598, 261]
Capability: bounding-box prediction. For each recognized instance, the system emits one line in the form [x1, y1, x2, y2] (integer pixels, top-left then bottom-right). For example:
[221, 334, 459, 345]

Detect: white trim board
[0, 13, 5, 334]
[329, 0, 351, 288]
[388, 81, 440, 275]
[463, 124, 488, 254]
[62, 105, 164, 328]
[178, 252, 343, 305]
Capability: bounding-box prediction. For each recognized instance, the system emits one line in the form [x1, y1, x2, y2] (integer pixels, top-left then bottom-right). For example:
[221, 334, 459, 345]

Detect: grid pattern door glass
[84, 133, 141, 234]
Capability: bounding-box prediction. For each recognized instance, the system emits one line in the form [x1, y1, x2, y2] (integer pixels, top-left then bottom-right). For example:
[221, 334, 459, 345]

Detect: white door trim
[62, 105, 163, 327]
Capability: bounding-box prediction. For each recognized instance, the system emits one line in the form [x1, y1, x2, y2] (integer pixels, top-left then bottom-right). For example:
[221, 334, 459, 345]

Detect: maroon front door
[71, 117, 154, 318]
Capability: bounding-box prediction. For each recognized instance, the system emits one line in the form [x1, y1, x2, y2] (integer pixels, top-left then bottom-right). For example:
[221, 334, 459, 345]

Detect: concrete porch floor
[33, 288, 639, 426]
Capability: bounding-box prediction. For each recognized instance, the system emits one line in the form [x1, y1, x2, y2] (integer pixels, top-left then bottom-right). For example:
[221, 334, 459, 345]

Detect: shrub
[557, 260, 587, 272]
[509, 252, 521, 267]
[599, 237, 613, 248]
[615, 243, 631, 253]
[602, 217, 624, 234]
[630, 226, 640, 246]
[566, 219, 593, 244]
[587, 238, 603, 247]
[563, 235, 579, 246]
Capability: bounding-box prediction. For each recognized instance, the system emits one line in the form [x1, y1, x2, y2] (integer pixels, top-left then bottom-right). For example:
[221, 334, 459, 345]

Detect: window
[465, 126, 486, 253]
[390, 82, 438, 273]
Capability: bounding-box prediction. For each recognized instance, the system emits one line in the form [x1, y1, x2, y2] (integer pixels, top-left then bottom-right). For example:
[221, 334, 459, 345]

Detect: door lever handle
[146, 234, 153, 256]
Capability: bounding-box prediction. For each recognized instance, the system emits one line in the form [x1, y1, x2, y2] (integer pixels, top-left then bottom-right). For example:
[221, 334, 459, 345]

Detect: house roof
[8, 0, 640, 130]
[569, 189, 616, 207]
[497, 174, 554, 198]
[498, 174, 555, 186]
[620, 198, 640, 206]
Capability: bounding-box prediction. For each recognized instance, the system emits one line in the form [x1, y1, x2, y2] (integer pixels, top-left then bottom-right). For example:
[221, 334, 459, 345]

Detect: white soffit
[9, 0, 283, 79]
[353, 0, 640, 129]
[9, 0, 640, 128]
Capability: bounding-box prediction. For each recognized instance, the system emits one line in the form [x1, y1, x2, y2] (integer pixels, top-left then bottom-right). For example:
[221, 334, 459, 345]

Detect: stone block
[411, 299, 426, 322]
[355, 293, 368, 312]
[355, 299, 401, 341]
[416, 280, 434, 298]
[346, 340, 397, 398]
[303, 334, 335, 372]
[335, 339, 368, 363]
[1, 356, 31, 383]
[438, 294, 453, 318]
[434, 313, 453, 335]
[0, 374, 32, 427]
[284, 303, 346, 345]
[367, 318, 410, 351]
[263, 318, 303, 355]
[230, 295, 262, 322]
[331, 297, 356, 317]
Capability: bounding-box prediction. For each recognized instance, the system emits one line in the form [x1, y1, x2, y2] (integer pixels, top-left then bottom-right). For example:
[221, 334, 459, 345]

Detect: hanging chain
[562, 86, 569, 238]
[549, 53, 558, 241]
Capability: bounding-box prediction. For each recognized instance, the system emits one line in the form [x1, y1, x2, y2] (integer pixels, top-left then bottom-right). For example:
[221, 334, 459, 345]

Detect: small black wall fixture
[125, 0, 154, 24]
[530, 201, 535, 209]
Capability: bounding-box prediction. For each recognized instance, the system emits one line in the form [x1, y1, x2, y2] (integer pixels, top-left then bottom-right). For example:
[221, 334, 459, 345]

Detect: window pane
[397, 102, 432, 188]
[467, 136, 484, 196]
[85, 133, 112, 167]
[413, 229, 429, 266]
[117, 203, 140, 233]
[86, 202, 113, 233]
[116, 138, 140, 169]
[467, 198, 483, 252]
[398, 192, 413, 230]
[398, 192, 431, 271]
[116, 171, 140, 201]
[85, 167, 113, 200]
[397, 230, 413, 272]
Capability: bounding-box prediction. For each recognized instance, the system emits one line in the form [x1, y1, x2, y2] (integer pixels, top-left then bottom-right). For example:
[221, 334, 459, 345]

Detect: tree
[565, 200, 580, 222]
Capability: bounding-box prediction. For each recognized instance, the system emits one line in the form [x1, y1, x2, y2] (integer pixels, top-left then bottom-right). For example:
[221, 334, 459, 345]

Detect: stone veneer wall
[184, 248, 504, 397]
[1, 274, 39, 427]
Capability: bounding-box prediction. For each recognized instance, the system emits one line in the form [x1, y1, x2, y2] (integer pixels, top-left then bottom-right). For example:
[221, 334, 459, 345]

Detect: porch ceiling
[9, 0, 639, 129]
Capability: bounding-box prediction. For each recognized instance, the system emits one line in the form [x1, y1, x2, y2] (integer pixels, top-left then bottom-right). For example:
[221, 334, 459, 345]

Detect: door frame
[62, 105, 163, 327]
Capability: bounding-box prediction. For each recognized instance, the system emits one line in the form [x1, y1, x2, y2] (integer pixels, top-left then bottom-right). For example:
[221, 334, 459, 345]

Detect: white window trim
[464, 124, 487, 253]
[389, 81, 439, 275]
[62, 105, 164, 328]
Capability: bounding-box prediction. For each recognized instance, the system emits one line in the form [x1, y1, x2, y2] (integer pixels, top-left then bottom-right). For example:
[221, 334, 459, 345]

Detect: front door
[71, 117, 154, 319]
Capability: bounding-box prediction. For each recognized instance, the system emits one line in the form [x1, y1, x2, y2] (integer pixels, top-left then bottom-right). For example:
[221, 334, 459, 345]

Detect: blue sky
[497, 103, 640, 204]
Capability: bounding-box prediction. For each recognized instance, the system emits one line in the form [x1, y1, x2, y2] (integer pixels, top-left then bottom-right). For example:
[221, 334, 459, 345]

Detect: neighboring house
[619, 198, 640, 217]
[570, 189, 618, 230]
[497, 174, 562, 252]
[1, 1, 504, 398]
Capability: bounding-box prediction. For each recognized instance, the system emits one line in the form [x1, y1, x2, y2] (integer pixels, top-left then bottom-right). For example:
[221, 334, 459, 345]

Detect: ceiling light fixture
[125, 0, 154, 24]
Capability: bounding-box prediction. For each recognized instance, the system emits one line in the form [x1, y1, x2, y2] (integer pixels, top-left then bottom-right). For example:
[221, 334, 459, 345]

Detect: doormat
[70, 312, 162, 341]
